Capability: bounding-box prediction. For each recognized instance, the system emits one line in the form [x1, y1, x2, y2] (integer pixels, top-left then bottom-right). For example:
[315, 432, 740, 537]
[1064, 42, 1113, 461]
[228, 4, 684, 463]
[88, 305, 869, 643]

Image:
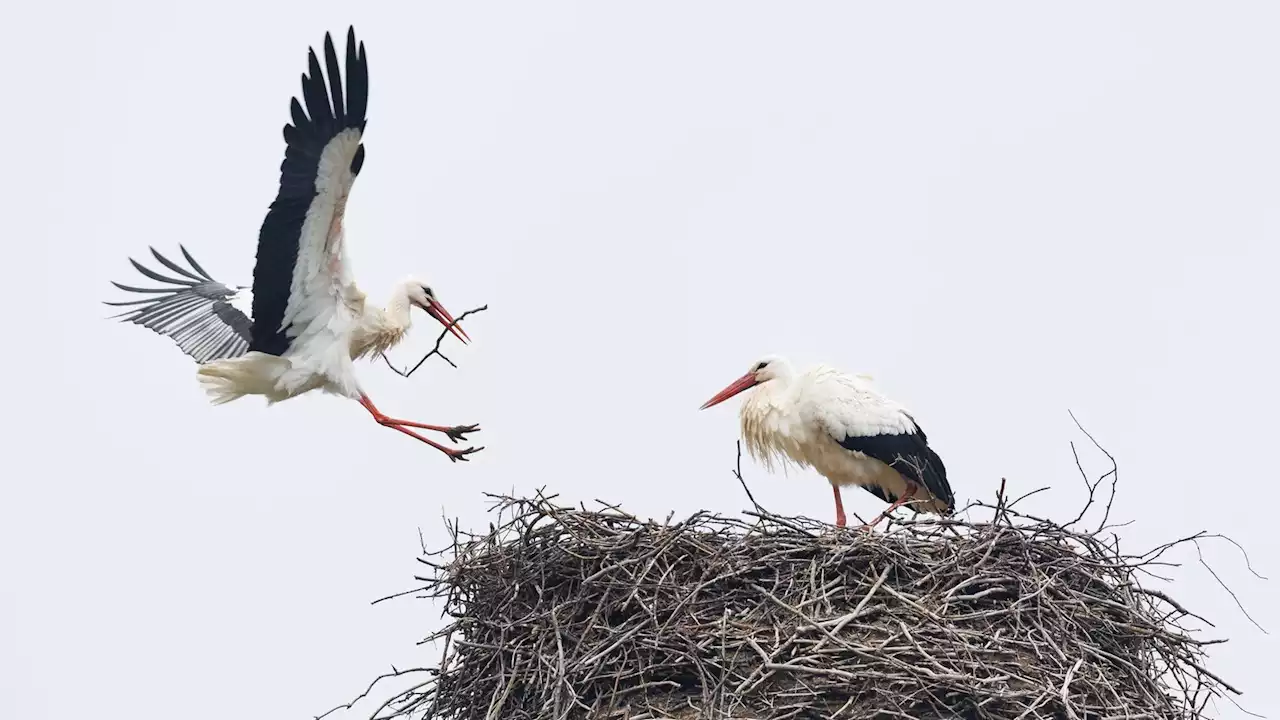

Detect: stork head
[405, 278, 471, 344]
[699, 355, 789, 410]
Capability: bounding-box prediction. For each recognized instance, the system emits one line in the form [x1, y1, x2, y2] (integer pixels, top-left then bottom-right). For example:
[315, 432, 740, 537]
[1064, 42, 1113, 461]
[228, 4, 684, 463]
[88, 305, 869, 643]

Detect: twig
[314, 667, 431, 720]
[1065, 409, 1119, 533]
[380, 304, 489, 377]
[731, 440, 764, 516]
[1194, 539, 1267, 634]
[1060, 658, 1084, 720]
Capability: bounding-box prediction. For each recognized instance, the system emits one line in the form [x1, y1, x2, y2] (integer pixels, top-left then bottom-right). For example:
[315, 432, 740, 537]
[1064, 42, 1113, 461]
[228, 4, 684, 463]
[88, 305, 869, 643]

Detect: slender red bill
[426, 300, 471, 344]
[699, 372, 759, 410]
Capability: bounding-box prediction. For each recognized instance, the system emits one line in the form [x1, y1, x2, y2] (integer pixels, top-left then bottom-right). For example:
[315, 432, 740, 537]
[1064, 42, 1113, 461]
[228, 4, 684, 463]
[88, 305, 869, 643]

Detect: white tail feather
[196, 369, 245, 405]
[196, 353, 297, 405]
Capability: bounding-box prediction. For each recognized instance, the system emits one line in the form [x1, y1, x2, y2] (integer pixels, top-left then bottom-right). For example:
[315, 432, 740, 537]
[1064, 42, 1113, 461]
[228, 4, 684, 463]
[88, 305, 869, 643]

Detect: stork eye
[755, 361, 768, 371]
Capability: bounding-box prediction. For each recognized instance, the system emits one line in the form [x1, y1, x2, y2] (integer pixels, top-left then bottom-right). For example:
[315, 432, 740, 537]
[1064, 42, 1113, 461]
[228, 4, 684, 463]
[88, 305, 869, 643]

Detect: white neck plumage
[350, 282, 417, 360]
[383, 282, 417, 332]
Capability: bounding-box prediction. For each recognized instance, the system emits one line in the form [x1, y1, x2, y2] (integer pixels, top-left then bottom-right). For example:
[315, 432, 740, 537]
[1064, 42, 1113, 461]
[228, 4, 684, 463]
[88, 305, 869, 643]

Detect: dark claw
[446, 424, 481, 443]
[447, 446, 484, 463]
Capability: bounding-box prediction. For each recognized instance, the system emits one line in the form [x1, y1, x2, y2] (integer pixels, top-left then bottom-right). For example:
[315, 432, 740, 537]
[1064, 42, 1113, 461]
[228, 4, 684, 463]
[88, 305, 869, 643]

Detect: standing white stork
[105, 27, 482, 462]
[699, 356, 954, 529]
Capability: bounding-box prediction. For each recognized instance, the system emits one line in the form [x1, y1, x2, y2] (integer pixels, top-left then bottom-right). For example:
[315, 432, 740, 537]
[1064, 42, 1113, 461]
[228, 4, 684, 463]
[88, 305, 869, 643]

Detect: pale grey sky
[3, 2, 1277, 719]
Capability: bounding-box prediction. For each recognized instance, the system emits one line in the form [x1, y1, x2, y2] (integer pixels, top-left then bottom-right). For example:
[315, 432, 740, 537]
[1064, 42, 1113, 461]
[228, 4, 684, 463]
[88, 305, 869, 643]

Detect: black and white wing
[805, 368, 955, 513]
[106, 246, 253, 364]
[832, 416, 954, 513]
[248, 27, 370, 357]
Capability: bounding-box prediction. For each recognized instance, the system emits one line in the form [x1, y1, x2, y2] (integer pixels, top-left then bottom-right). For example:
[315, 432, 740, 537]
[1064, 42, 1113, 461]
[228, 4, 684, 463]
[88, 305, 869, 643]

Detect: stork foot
[858, 484, 919, 532]
[376, 416, 482, 460]
[358, 395, 483, 462]
[444, 445, 485, 463]
[444, 424, 482, 444]
[859, 506, 900, 532]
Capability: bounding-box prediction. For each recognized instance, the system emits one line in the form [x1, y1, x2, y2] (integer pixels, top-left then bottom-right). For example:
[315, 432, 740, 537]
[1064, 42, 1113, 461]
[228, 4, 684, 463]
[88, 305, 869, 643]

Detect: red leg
[832, 485, 847, 528]
[358, 395, 483, 462]
[860, 483, 917, 531]
[359, 396, 480, 442]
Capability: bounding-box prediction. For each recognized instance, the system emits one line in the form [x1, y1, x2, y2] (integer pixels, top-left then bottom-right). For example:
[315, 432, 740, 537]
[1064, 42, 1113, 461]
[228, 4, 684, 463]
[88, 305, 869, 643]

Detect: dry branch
[380, 304, 489, 378]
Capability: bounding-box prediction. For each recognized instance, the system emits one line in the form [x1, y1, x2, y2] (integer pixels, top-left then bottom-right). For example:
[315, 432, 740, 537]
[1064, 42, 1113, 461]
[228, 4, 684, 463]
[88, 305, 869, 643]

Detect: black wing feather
[303, 50, 331, 134]
[345, 29, 368, 126]
[109, 282, 173, 294]
[149, 247, 206, 282]
[129, 256, 197, 286]
[106, 247, 252, 364]
[179, 245, 217, 282]
[248, 26, 369, 357]
[324, 33, 345, 126]
[835, 424, 955, 513]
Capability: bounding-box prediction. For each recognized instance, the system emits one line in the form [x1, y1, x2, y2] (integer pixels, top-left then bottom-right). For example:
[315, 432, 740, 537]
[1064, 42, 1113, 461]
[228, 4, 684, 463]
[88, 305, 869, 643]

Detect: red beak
[699, 372, 760, 410]
[425, 299, 471, 344]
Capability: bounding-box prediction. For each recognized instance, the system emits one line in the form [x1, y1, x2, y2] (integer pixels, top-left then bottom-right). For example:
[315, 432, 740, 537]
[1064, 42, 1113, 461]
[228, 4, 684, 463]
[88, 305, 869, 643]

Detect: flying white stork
[105, 27, 482, 462]
[699, 356, 954, 529]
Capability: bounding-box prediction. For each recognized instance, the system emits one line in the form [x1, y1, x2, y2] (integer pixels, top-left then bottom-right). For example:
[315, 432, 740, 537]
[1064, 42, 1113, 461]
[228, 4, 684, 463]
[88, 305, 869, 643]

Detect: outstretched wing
[106, 246, 253, 363]
[249, 27, 370, 357]
[804, 368, 954, 512]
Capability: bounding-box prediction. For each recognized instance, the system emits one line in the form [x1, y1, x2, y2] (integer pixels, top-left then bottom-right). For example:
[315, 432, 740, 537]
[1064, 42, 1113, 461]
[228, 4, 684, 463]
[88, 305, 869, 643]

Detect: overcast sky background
[3, 2, 1277, 719]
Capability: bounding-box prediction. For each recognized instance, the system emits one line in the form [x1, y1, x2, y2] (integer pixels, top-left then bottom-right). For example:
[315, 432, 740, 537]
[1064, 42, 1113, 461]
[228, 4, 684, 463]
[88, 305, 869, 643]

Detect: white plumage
[106, 28, 483, 462]
[700, 355, 954, 529]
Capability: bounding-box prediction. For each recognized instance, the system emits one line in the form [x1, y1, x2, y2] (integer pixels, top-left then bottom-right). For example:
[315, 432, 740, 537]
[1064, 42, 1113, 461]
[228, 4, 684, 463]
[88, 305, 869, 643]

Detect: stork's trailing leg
[860, 483, 917, 531]
[832, 485, 847, 528]
[358, 395, 483, 462]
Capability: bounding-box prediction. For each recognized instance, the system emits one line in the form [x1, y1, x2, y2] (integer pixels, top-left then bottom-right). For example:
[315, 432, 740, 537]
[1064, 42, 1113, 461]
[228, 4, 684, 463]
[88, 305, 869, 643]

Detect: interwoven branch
[322, 417, 1253, 720]
[332, 493, 1241, 720]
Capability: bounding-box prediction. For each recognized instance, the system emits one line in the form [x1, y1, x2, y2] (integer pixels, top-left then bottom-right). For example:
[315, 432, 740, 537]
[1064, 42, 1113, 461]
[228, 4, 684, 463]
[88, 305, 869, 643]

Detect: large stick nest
[346, 481, 1238, 720]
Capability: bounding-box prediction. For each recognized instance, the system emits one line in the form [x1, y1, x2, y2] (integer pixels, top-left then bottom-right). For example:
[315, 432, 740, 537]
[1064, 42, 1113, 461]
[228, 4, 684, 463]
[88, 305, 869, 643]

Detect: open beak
[425, 299, 471, 344]
[699, 372, 759, 410]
